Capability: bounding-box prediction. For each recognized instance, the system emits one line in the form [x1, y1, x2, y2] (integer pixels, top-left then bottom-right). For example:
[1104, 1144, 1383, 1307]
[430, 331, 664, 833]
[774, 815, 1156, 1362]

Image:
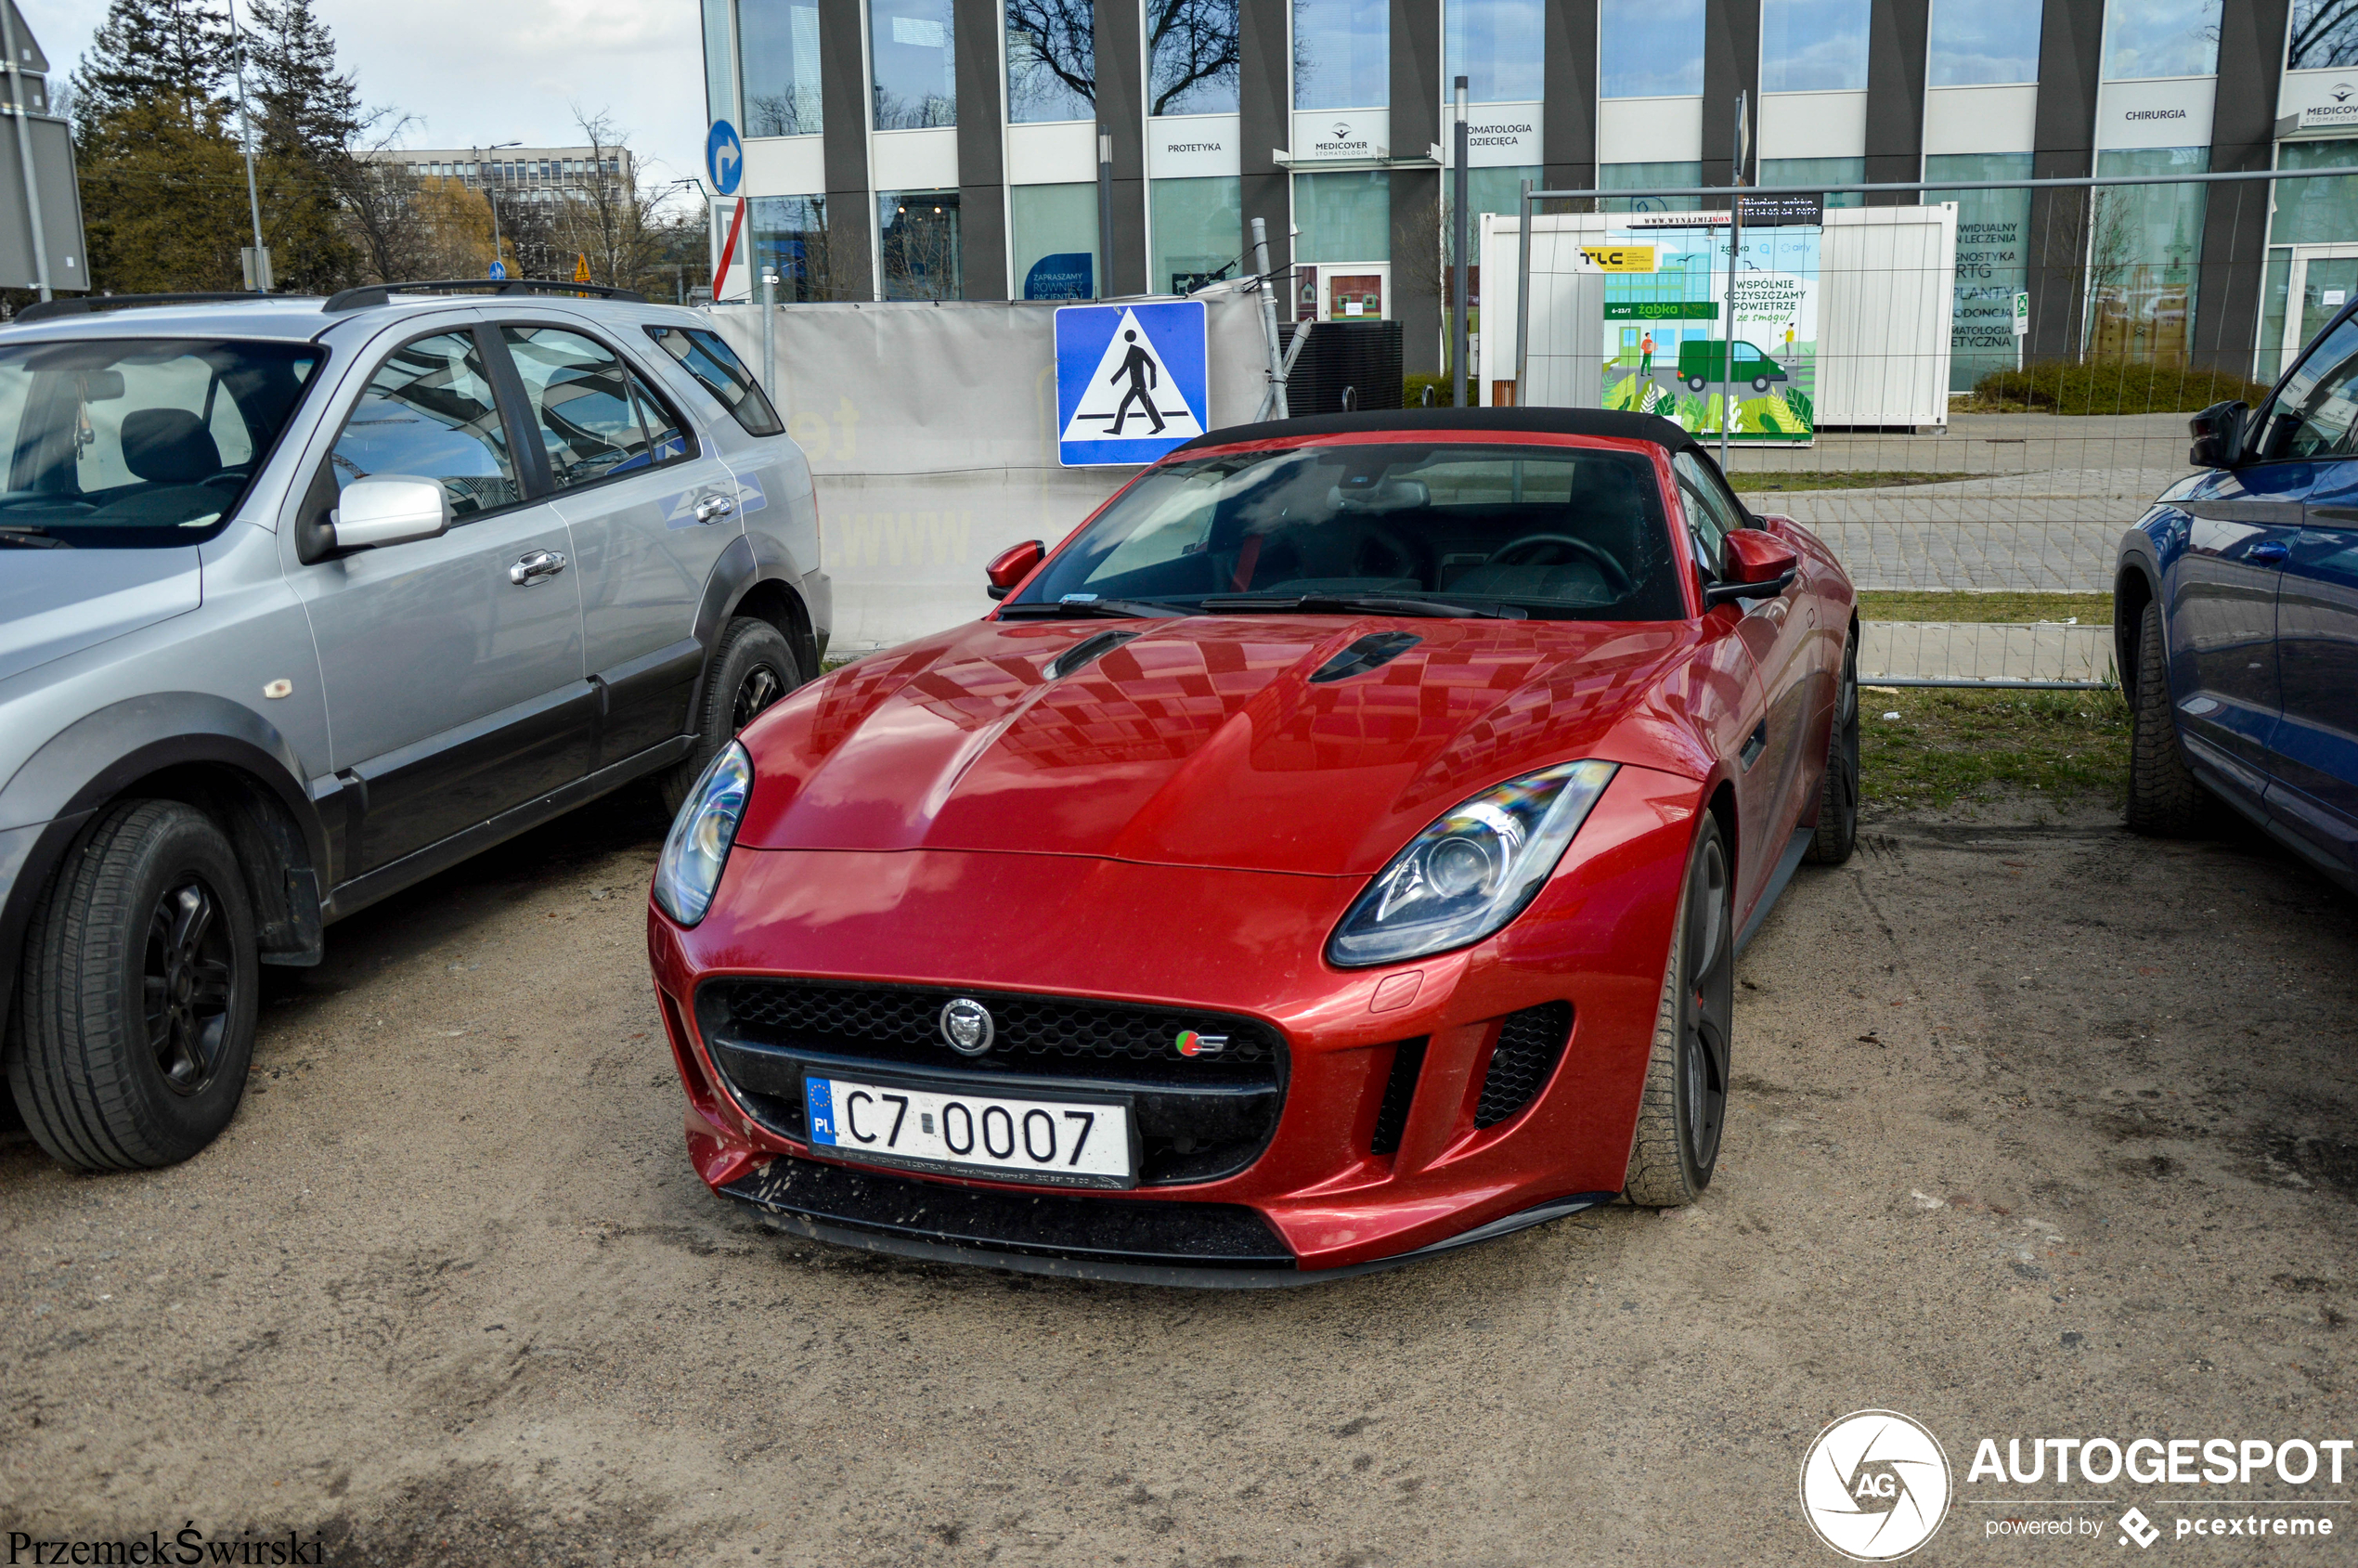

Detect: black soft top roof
[1175, 407, 1713, 460]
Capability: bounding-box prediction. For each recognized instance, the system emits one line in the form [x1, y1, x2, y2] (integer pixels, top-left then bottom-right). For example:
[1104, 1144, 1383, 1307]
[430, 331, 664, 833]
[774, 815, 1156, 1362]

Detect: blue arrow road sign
[1055, 301, 1210, 467]
[487, 259, 507, 280]
[706, 120, 744, 197]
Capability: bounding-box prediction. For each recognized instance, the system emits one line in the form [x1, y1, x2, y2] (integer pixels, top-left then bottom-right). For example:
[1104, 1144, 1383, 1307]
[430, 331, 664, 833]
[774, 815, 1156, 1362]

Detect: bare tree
[2291, 0, 2358, 67]
[555, 108, 667, 290]
[1149, 0, 1240, 115]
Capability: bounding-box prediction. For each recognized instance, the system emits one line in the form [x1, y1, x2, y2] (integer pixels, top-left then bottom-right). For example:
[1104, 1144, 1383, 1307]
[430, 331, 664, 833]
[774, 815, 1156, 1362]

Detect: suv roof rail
[321, 279, 650, 313]
[13, 292, 278, 324]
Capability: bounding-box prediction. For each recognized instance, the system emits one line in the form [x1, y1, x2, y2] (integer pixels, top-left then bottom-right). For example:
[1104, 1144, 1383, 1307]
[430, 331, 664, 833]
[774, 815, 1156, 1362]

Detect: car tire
[6, 801, 258, 1171]
[1752, 375, 1772, 393]
[1625, 814, 1734, 1208]
[662, 616, 802, 817]
[2125, 599, 2205, 836]
[1686, 374, 1707, 393]
[1804, 623, 1860, 865]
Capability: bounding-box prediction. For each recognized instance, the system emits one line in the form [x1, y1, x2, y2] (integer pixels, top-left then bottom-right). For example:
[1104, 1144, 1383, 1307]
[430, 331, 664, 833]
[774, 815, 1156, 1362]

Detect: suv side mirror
[330, 476, 451, 550]
[2188, 400, 2248, 469]
[1703, 528, 1798, 607]
[986, 538, 1045, 601]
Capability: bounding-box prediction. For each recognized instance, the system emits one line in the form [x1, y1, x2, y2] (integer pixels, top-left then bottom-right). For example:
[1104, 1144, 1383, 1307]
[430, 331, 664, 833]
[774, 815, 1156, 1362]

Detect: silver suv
[0, 281, 828, 1171]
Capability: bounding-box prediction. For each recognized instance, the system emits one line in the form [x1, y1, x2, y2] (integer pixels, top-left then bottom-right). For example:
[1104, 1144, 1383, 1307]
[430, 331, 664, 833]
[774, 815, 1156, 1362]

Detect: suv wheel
[2125, 600, 2206, 836]
[662, 616, 803, 816]
[6, 801, 258, 1171]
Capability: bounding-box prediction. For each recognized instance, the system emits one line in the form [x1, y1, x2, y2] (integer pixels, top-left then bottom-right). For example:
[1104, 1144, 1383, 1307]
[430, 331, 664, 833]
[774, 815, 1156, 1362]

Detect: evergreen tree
[71, 0, 233, 123]
[73, 0, 241, 292]
[242, 0, 362, 288]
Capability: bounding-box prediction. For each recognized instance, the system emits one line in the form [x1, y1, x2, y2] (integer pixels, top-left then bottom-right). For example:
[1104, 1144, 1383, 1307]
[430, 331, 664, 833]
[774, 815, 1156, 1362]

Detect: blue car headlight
[1327, 760, 1620, 968]
[654, 741, 752, 927]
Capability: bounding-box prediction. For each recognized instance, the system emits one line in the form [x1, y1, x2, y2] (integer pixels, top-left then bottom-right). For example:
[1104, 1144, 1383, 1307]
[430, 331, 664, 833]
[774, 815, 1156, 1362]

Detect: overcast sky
[19, 0, 710, 194]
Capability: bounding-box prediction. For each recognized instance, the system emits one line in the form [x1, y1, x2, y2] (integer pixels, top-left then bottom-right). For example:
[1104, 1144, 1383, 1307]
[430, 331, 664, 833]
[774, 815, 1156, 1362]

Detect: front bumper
[646, 763, 1702, 1276]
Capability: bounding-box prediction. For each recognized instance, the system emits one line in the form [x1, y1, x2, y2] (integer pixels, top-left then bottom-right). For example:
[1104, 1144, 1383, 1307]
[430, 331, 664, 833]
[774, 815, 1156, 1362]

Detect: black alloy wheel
[732, 663, 785, 732]
[1625, 816, 1736, 1206]
[143, 876, 236, 1095]
[1806, 624, 1860, 864]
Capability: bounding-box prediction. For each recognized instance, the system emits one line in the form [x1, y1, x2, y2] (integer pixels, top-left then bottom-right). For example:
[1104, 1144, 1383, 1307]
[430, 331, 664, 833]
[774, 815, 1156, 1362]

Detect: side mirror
[1704, 528, 1799, 607]
[330, 476, 451, 551]
[986, 538, 1045, 601]
[2188, 400, 2247, 469]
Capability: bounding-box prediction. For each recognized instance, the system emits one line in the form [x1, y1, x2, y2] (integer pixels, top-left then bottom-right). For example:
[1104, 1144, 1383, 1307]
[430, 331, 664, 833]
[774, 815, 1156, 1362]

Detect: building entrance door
[2280, 246, 2358, 376]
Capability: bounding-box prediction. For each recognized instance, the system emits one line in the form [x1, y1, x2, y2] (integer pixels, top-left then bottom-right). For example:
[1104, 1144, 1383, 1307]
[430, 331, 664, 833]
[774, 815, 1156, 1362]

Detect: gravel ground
[2, 790, 2353, 1565]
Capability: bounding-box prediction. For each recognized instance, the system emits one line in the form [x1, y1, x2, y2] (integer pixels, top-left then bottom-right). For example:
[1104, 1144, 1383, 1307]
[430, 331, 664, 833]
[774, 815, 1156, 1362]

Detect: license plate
[803, 1076, 1135, 1189]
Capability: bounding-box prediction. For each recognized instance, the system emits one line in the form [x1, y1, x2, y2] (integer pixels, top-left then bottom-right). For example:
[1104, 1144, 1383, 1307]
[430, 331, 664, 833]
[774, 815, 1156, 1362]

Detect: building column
[1543, 0, 1599, 197]
[819, 0, 875, 298]
[1702, 0, 1758, 191]
[1862, 0, 1929, 204]
[1240, 0, 1292, 317]
[1393, 0, 1443, 374]
[2196, 0, 2292, 377]
[1095, 0, 1147, 294]
[955, 0, 1009, 297]
[2025, 0, 2103, 361]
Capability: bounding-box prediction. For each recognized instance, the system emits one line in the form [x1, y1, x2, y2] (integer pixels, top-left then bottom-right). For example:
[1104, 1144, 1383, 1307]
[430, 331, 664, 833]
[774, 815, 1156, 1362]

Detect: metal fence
[1478, 168, 2352, 688]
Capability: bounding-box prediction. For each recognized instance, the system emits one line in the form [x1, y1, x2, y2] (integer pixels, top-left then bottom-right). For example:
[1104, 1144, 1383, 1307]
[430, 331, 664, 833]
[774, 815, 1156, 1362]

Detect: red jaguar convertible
[645, 408, 1859, 1284]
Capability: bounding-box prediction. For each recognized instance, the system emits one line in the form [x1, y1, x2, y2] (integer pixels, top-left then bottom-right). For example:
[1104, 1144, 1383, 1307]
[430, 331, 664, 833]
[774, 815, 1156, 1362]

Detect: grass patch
[1862, 687, 2130, 810]
[1961, 359, 2269, 416]
[1859, 590, 2112, 625]
[1731, 470, 1976, 493]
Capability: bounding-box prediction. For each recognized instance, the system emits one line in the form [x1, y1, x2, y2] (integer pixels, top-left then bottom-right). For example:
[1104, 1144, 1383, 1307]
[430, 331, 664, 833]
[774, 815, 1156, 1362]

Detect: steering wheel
[1353, 519, 1436, 585]
[1487, 533, 1635, 597]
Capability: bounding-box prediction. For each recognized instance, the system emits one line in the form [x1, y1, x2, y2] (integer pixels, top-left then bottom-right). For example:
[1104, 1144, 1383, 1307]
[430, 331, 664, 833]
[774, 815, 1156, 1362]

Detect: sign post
[706, 119, 746, 303]
[2013, 289, 2029, 372]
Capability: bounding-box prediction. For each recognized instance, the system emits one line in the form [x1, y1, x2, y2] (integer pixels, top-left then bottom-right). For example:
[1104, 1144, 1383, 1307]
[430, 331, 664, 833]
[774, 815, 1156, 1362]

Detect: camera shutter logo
[939, 998, 994, 1056]
[1798, 1409, 1951, 1561]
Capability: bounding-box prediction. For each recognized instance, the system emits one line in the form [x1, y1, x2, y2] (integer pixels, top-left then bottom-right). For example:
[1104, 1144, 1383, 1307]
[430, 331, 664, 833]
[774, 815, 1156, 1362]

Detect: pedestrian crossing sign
[1054, 301, 1209, 466]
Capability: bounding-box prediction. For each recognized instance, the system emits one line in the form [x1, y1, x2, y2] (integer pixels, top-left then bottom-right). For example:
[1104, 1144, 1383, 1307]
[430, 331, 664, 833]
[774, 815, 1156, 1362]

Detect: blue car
[2117, 321, 2358, 893]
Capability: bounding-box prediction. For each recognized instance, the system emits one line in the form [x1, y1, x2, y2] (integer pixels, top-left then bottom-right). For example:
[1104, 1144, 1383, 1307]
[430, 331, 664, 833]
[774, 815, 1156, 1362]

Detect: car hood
[732, 614, 1717, 876]
[0, 547, 203, 688]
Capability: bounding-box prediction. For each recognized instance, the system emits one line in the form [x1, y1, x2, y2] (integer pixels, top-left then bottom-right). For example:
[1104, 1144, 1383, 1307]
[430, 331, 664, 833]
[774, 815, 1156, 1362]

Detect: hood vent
[1309, 631, 1422, 683]
[1045, 628, 1139, 680]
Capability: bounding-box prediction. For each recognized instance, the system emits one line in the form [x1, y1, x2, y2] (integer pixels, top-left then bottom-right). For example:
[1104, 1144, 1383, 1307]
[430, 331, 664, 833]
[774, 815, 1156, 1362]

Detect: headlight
[654, 741, 752, 926]
[1327, 760, 1619, 968]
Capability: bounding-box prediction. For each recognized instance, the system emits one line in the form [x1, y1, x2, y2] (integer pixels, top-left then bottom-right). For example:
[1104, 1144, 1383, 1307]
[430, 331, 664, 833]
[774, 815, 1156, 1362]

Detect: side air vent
[1369, 1037, 1428, 1155]
[1310, 631, 1422, 683]
[1046, 629, 1139, 680]
[1473, 1002, 1572, 1129]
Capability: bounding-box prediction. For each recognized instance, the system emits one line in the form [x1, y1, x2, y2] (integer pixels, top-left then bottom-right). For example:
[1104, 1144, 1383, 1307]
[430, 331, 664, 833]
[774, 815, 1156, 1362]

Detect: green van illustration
[1678, 338, 1789, 394]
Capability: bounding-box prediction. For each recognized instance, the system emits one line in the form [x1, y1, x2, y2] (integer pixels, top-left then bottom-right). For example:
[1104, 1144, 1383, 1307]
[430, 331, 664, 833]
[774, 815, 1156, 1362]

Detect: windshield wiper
[1199, 592, 1524, 620]
[0, 525, 69, 549]
[998, 597, 1193, 619]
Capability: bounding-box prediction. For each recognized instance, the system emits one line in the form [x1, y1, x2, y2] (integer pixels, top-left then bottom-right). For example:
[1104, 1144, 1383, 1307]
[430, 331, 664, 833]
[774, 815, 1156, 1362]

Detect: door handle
[509, 549, 568, 585]
[694, 494, 737, 524]
[2249, 541, 2290, 565]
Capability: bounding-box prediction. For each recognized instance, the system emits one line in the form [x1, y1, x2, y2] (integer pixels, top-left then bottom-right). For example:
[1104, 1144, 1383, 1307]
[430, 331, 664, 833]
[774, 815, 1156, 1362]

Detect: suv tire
[2125, 599, 2206, 836]
[6, 801, 259, 1171]
[662, 616, 802, 816]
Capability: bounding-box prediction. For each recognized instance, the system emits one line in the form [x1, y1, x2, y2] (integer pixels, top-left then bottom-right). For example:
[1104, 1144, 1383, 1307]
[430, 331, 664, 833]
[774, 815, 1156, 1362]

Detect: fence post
[1513, 179, 1533, 406]
[1251, 216, 1289, 421]
[1451, 76, 1471, 409]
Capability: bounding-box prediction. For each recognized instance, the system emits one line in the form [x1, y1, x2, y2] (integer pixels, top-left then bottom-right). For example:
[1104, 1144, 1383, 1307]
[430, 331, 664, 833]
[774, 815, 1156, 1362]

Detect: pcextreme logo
[1800, 1410, 1954, 1561]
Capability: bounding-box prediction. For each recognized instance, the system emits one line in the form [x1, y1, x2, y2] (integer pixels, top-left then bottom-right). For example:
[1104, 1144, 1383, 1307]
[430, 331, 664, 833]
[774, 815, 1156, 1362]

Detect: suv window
[328, 330, 519, 519]
[644, 326, 784, 435]
[2251, 317, 2358, 462]
[501, 326, 692, 488]
[1673, 451, 1745, 577]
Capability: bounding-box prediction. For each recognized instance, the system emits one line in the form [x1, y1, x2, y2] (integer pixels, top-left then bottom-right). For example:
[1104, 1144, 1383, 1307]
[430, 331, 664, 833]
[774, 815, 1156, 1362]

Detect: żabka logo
[1800, 1410, 1953, 1561]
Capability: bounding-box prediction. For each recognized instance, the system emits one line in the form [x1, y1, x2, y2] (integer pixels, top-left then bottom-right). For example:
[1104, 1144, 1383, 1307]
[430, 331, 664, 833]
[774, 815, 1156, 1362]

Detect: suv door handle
[509, 549, 568, 585]
[2249, 541, 2290, 565]
[694, 494, 737, 523]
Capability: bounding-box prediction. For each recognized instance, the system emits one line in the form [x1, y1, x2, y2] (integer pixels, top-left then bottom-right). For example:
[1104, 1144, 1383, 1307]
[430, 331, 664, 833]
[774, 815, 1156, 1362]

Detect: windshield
[0, 338, 323, 546]
[1008, 441, 1687, 620]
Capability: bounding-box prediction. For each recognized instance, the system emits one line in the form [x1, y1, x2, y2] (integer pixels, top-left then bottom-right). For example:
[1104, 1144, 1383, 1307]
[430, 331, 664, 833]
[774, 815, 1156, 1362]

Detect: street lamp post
[227, 0, 266, 292]
[474, 140, 522, 273]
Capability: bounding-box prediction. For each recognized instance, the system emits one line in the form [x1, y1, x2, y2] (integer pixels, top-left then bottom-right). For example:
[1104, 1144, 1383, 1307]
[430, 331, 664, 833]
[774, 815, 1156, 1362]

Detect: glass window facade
[1925, 151, 2033, 390]
[1011, 183, 1100, 298]
[1293, 0, 1387, 110]
[1759, 0, 1869, 93]
[1926, 0, 2041, 86]
[1151, 176, 1243, 293]
[751, 194, 843, 301]
[1760, 156, 1865, 206]
[1152, 0, 1241, 114]
[2103, 0, 2221, 80]
[1447, 165, 1539, 261]
[705, 0, 738, 125]
[1600, 0, 1705, 97]
[1006, 0, 1093, 123]
[2291, 0, 2358, 70]
[2088, 148, 2209, 364]
[871, 0, 955, 128]
[878, 189, 963, 298]
[1445, 0, 1544, 103]
[1294, 171, 1391, 262]
[1600, 161, 1703, 211]
[740, 0, 823, 136]
[2274, 138, 2358, 246]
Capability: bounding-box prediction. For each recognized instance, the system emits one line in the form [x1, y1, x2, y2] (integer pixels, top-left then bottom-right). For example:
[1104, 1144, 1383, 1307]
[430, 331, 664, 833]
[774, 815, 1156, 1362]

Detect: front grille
[696, 978, 1288, 1186]
[1473, 1002, 1572, 1128]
